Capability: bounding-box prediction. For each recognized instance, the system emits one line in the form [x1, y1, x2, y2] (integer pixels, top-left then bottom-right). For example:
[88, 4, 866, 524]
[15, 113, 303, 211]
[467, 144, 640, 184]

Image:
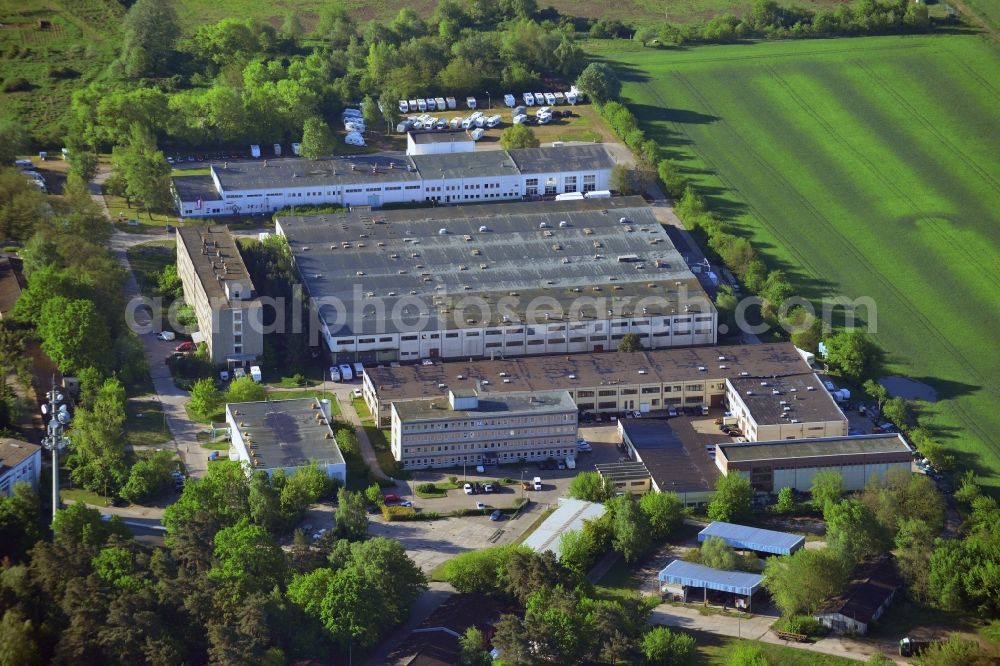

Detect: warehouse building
[658, 559, 763, 611]
[176, 226, 264, 365]
[715, 434, 913, 493]
[814, 556, 902, 635]
[364, 342, 810, 428]
[406, 129, 476, 155]
[390, 389, 577, 469]
[279, 197, 716, 363]
[697, 521, 805, 556]
[226, 398, 347, 484]
[521, 498, 606, 559]
[618, 418, 716, 505]
[171, 144, 617, 217]
[725, 373, 848, 441]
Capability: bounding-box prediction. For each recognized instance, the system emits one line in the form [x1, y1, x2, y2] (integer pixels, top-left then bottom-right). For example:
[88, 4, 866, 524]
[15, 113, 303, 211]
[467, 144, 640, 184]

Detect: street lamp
[41, 377, 71, 521]
[486, 91, 491, 109]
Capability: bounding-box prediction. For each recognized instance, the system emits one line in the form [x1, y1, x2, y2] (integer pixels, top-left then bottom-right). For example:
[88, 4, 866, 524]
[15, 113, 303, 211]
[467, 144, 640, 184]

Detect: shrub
[3, 77, 31, 93]
[415, 482, 438, 493]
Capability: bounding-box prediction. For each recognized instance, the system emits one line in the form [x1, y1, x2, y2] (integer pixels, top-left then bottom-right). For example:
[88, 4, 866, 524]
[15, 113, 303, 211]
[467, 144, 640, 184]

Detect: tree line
[0, 459, 427, 663]
[622, 0, 932, 46]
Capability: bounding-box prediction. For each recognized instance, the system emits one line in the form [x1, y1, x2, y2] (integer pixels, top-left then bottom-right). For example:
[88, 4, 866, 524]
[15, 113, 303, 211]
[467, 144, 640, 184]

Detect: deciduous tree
[763, 548, 849, 616]
[575, 62, 621, 103]
[567, 471, 611, 502]
[810, 470, 843, 517]
[708, 473, 753, 523]
[641, 626, 695, 665]
[499, 123, 539, 150]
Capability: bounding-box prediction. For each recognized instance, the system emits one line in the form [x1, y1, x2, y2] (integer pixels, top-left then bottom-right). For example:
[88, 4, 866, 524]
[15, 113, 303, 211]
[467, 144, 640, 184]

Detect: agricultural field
[591, 34, 1000, 489]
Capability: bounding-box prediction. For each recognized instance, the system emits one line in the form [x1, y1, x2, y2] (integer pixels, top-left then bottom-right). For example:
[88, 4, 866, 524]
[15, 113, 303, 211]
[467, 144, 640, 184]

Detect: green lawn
[689, 633, 862, 665]
[126, 240, 175, 297]
[593, 34, 1000, 490]
[125, 397, 172, 449]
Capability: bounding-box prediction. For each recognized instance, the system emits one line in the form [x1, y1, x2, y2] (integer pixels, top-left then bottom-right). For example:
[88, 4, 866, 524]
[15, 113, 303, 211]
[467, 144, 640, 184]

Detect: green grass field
[592, 34, 1000, 489]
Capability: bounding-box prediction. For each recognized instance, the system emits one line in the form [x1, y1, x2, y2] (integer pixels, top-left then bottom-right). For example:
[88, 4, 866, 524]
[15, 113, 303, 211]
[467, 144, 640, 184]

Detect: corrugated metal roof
[657, 559, 763, 595]
[520, 498, 606, 558]
[697, 521, 805, 555]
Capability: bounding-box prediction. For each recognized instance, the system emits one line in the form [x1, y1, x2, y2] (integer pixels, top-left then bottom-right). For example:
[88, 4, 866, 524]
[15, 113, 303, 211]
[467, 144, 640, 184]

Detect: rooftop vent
[760, 381, 769, 387]
[559, 220, 568, 227]
[457, 374, 464, 380]
[438, 228, 448, 235]
[807, 386, 816, 391]
[479, 225, 489, 232]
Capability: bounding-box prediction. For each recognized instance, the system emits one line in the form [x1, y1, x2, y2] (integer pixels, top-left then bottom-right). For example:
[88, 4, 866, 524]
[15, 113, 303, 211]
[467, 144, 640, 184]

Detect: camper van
[416, 98, 427, 112]
[445, 96, 457, 109]
[466, 96, 477, 109]
[512, 114, 528, 125]
[523, 92, 535, 106]
[398, 100, 409, 113]
[273, 143, 281, 156]
[250, 144, 261, 158]
[554, 92, 565, 104]
[449, 117, 461, 129]
[470, 128, 485, 141]
[503, 93, 516, 107]
[396, 120, 413, 133]
[344, 132, 365, 146]
[544, 92, 556, 105]
[409, 99, 418, 111]
[249, 366, 262, 382]
[427, 97, 438, 111]
[291, 142, 302, 156]
[565, 91, 578, 105]
[435, 97, 446, 110]
[485, 115, 501, 128]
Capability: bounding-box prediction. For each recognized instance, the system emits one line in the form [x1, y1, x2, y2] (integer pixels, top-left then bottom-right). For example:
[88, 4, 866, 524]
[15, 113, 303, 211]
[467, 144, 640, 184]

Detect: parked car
[667, 407, 679, 417]
[352, 388, 363, 398]
[329, 366, 341, 381]
[476, 501, 486, 510]
[399, 500, 413, 508]
[339, 364, 354, 381]
[353, 362, 364, 376]
[490, 510, 503, 521]
[577, 442, 592, 453]
[382, 493, 400, 503]
[483, 483, 493, 493]
[475, 465, 485, 474]
[175, 341, 195, 352]
[557, 461, 566, 470]
[156, 330, 176, 341]
[463, 483, 473, 495]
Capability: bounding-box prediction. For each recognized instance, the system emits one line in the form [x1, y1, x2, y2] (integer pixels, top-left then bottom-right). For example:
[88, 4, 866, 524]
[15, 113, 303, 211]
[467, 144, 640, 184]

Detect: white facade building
[390, 389, 578, 469]
[172, 144, 618, 218]
[406, 130, 476, 155]
[226, 398, 347, 484]
[0, 438, 42, 496]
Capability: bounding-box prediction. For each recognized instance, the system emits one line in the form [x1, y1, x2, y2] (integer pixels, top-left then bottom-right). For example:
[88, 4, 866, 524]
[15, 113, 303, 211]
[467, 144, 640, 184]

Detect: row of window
[402, 448, 575, 467]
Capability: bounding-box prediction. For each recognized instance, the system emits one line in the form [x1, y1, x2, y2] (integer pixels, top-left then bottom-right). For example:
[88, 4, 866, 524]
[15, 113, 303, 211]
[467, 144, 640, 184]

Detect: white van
[446, 96, 457, 109]
[470, 128, 485, 141]
[466, 96, 477, 109]
[533, 477, 542, 491]
[344, 132, 365, 147]
[339, 364, 353, 381]
[353, 362, 364, 376]
[329, 366, 341, 382]
[417, 98, 427, 112]
[249, 366, 262, 382]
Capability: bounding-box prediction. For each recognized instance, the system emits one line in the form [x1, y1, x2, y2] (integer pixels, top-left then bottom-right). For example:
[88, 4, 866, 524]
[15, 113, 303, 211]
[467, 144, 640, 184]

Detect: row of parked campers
[399, 96, 477, 113]
[506, 89, 579, 108]
[250, 143, 302, 158]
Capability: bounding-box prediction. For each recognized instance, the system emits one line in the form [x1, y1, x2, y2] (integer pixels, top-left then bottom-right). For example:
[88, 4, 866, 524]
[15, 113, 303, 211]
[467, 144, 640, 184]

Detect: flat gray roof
[173, 175, 223, 202]
[278, 197, 710, 336]
[228, 398, 345, 469]
[508, 144, 616, 174]
[729, 373, 845, 425]
[658, 559, 763, 596]
[719, 433, 911, 463]
[621, 419, 716, 493]
[698, 521, 805, 555]
[212, 154, 420, 191]
[367, 343, 811, 402]
[176, 226, 258, 306]
[393, 389, 575, 422]
[208, 144, 616, 192]
[408, 130, 474, 145]
[521, 498, 607, 558]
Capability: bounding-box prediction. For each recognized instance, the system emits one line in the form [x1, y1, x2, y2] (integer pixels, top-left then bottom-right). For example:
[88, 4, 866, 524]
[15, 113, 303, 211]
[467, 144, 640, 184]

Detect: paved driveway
[367, 503, 547, 573]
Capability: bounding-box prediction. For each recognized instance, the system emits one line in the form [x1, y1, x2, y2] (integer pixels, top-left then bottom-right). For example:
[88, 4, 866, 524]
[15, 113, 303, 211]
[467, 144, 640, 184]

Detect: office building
[175, 226, 264, 365]
[725, 373, 848, 441]
[390, 389, 577, 469]
[0, 438, 41, 496]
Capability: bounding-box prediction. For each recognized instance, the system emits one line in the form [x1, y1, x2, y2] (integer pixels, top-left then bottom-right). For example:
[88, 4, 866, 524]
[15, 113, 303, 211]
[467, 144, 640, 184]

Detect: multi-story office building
[390, 389, 577, 469]
[176, 226, 264, 365]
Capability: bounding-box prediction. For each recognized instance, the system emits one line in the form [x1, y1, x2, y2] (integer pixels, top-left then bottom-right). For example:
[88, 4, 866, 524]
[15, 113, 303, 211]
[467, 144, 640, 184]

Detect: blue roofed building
[697, 521, 805, 556]
[658, 559, 764, 611]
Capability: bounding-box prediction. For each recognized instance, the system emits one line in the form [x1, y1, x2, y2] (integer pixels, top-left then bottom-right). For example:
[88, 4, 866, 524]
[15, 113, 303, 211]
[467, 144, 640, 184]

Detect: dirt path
[950, 0, 999, 40]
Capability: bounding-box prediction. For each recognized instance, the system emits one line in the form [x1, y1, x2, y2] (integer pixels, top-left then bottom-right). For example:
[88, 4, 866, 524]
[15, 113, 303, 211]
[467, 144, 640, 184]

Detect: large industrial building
[171, 143, 617, 217]
[390, 389, 577, 469]
[715, 434, 913, 492]
[364, 343, 811, 428]
[725, 372, 848, 441]
[618, 418, 717, 505]
[176, 226, 264, 365]
[226, 398, 347, 483]
[279, 197, 716, 363]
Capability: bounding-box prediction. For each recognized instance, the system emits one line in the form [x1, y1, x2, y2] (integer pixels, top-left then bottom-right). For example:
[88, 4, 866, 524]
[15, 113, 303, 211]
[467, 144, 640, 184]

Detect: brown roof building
[814, 556, 903, 635]
[363, 342, 812, 427]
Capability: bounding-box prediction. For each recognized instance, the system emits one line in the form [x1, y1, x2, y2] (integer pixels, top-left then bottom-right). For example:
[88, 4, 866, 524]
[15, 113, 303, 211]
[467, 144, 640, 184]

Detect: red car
[175, 341, 195, 352]
[382, 494, 400, 503]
